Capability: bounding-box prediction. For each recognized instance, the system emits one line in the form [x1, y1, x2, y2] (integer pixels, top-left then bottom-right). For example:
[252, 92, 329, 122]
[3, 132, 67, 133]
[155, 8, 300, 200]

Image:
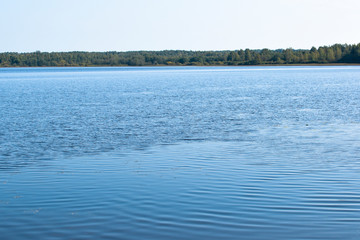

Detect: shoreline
[1, 63, 360, 68]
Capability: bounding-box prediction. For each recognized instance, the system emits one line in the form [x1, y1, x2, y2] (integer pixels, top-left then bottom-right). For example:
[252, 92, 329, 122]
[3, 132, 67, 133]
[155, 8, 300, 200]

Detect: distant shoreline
[1, 44, 359, 67]
[1, 63, 360, 69]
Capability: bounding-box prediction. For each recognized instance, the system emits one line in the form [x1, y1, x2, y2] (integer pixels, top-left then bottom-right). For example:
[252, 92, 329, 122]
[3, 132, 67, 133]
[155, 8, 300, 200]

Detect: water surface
[1, 66, 360, 239]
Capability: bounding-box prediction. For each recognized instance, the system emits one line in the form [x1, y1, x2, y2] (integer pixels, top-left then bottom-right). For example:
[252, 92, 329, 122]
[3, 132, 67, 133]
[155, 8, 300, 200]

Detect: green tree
[244, 49, 252, 63]
[310, 47, 319, 62]
[284, 48, 294, 63]
[326, 48, 335, 62]
[227, 51, 240, 62]
[318, 47, 327, 62]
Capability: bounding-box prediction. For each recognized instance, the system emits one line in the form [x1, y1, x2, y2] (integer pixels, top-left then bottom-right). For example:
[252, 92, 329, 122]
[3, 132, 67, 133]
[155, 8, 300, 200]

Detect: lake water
[1, 66, 360, 239]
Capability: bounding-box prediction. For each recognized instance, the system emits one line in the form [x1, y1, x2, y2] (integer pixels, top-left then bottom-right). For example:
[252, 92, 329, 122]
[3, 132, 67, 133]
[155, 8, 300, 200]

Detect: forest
[0, 43, 359, 67]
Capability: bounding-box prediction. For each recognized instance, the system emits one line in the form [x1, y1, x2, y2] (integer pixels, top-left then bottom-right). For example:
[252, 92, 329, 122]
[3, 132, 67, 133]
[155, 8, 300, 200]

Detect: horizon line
[1, 43, 359, 54]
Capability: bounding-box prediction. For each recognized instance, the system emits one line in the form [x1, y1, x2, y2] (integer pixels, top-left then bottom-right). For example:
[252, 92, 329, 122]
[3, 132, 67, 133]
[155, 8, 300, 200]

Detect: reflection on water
[1, 66, 360, 239]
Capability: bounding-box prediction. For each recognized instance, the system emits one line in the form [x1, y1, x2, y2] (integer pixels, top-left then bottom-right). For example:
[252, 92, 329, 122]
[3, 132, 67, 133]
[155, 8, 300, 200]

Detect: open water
[1, 66, 360, 239]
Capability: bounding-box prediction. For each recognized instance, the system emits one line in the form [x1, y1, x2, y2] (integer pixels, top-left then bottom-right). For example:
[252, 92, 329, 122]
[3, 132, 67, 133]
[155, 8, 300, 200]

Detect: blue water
[1, 66, 360, 239]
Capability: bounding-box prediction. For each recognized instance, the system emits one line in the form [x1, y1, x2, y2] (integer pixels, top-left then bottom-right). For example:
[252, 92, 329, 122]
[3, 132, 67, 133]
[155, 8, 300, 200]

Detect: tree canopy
[0, 43, 359, 67]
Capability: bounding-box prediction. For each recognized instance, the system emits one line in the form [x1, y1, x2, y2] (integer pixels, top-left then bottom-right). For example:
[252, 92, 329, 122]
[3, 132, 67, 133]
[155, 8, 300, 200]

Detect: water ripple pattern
[1, 66, 360, 239]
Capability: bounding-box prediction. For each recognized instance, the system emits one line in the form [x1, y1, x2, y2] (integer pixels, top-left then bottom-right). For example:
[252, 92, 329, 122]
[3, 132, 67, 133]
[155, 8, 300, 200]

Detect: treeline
[1, 43, 360, 67]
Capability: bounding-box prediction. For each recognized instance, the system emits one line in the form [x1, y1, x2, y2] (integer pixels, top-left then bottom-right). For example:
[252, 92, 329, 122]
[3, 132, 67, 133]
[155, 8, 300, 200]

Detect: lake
[1, 66, 360, 239]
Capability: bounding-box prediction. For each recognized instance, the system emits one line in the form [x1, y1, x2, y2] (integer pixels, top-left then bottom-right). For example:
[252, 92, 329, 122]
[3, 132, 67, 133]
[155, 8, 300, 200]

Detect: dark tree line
[1, 43, 360, 67]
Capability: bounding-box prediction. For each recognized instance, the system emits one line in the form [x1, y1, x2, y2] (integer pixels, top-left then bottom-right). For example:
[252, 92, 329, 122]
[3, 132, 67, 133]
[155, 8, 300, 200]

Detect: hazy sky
[1, 0, 360, 52]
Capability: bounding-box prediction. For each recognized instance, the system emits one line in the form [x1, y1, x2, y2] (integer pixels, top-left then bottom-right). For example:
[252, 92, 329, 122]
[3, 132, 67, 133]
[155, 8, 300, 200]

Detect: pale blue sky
[1, 0, 359, 52]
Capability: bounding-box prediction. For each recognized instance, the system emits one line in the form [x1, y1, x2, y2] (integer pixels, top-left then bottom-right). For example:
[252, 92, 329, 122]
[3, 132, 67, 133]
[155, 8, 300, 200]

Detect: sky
[1, 0, 360, 52]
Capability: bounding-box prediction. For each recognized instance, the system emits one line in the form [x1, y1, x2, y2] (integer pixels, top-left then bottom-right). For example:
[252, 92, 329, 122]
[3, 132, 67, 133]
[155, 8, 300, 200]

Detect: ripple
[1, 67, 360, 239]
[2, 141, 360, 239]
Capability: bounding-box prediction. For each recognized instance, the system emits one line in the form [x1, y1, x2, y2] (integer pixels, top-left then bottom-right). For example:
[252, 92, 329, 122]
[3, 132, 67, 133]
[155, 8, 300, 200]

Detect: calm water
[1, 66, 360, 239]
